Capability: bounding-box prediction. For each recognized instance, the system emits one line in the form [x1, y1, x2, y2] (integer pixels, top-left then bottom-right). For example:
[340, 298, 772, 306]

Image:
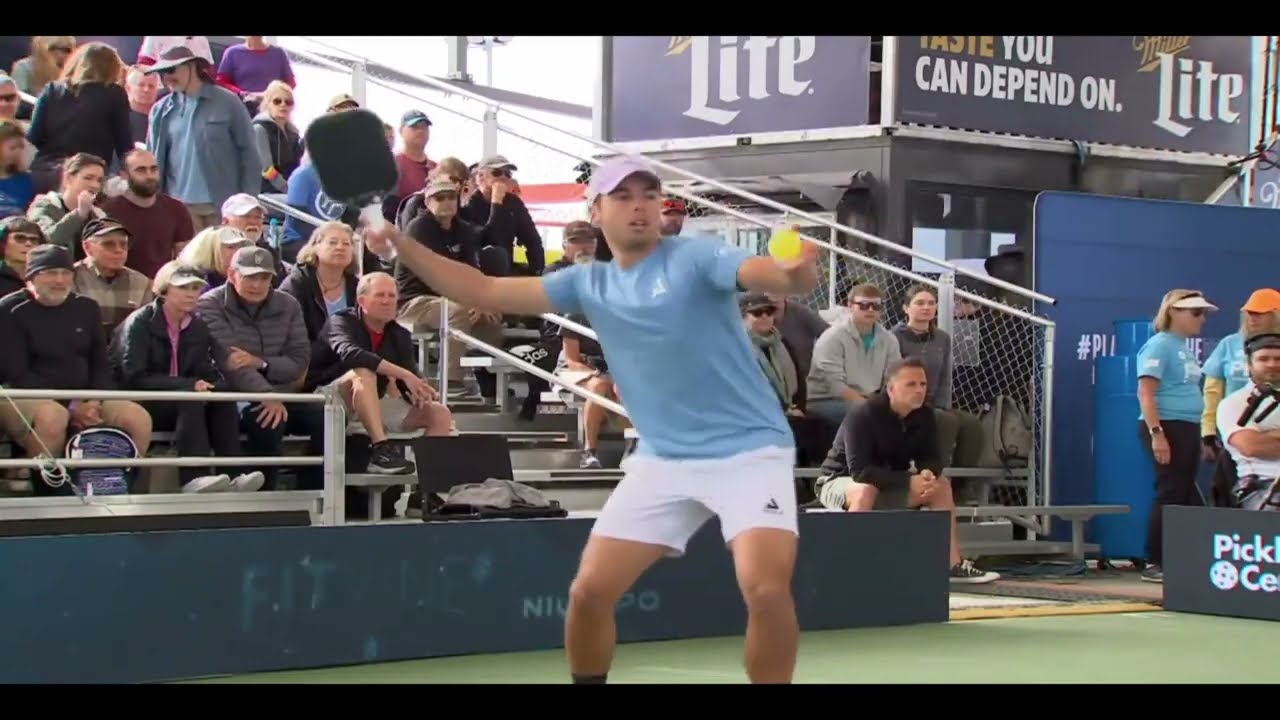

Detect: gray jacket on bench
[196, 284, 311, 393]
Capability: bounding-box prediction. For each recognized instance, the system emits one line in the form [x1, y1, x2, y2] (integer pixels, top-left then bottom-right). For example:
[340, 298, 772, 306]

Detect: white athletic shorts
[590, 445, 798, 556]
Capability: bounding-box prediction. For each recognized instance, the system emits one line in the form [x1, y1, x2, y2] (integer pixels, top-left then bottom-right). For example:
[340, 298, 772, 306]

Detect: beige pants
[186, 203, 220, 233]
[397, 295, 505, 383]
[0, 399, 153, 456]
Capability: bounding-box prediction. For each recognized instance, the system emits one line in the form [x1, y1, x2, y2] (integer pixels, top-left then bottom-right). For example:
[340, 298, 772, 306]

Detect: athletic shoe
[230, 471, 265, 492]
[579, 450, 602, 469]
[368, 442, 414, 475]
[182, 474, 231, 493]
[1140, 565, 1164, 583]
[949, 560, 1000, 584]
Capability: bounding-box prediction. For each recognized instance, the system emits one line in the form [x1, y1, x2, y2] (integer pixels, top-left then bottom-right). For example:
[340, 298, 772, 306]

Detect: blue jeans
[809, 397, 856, 429]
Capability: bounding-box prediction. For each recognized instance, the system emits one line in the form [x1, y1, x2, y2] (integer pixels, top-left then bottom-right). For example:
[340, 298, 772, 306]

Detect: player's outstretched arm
[363, 222, 554, 316]
[735, 238, 821, 296]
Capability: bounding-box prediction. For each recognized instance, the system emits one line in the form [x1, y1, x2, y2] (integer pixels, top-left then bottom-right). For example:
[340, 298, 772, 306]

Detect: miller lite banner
[895, 36, 1253, 155]
[604, 36, 872, 143]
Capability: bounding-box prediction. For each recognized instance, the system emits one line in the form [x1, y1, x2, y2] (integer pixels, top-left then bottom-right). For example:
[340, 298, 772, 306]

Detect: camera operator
[1216, 332, 1280, 512]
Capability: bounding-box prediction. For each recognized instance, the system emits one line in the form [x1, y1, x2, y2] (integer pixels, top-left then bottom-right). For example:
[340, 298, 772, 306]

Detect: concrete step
[452, 412, 576, 434]
[510, 448, 596, 470]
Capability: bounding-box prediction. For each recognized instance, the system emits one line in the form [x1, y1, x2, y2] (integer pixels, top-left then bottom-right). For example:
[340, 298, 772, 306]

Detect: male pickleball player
[362, 160, 820, 684]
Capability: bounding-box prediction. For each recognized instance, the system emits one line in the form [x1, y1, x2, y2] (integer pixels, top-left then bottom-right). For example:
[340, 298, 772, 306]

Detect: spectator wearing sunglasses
[72, 217, 154, 337]
[463, 155, 544, 275]
[0, 73, 29, 132]
[250, 81, 303, 195]
[26, 43, 134, 196]
[215, 36, 296, 116]
[1135, 289, 1218, 584]
[806, 284, 902, 429]
[0, 216, 44, 296]
[145, 44, 259, 233]
[0, 120, 34, 219]
[10, 37, 75, 98]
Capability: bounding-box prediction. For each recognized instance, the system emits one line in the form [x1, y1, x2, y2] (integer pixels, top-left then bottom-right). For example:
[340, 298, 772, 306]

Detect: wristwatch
[1148, 425, 1164, 436]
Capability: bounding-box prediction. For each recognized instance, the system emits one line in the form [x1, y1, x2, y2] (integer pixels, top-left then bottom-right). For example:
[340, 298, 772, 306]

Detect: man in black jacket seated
[0, 245, 152, 488]
[464, 155, 544, 275]
[395, 177, 505, 399]
[813, 357, 998, 584]
[309, 272, 454, 475]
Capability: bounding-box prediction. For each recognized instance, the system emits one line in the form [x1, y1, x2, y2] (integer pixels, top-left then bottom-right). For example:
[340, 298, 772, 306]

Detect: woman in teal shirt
[1136, 289, 1218, 584]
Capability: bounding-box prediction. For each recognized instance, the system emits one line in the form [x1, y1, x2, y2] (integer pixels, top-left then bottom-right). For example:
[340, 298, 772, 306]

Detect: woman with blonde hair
[251, 80, 303, 195]
[1201, 289, 1280, 503]
[26, 42, 132, 194]
[177, 225, 253, 289]
[278, 221, 359, 342]
[1136, 288, 1218, 584]
[10, 37, 75, 97]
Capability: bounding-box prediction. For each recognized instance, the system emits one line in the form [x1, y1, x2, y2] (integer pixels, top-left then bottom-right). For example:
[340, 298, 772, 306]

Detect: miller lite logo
[667, 36, 818, 127]
[1135, 37, 1245, 140]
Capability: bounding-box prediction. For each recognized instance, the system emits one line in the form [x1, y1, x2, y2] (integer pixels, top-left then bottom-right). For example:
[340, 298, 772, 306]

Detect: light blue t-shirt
[1136, 331, 1204, 423]
[541, 235, 793, 460]
[1202, 332, 1249, 396]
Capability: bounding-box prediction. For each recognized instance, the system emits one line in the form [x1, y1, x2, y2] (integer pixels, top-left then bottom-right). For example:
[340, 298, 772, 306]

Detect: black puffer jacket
[277, 263, 359, 343]
[111, 298, 221, 390]
[0, 264, 23, 298]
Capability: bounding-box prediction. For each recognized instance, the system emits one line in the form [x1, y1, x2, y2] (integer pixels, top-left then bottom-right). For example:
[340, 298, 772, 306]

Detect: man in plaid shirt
[72, 217, 154, 338]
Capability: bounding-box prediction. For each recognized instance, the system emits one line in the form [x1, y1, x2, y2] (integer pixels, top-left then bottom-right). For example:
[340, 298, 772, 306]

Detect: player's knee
[738, 575, 792, 616]
[568, 571, 624, 613]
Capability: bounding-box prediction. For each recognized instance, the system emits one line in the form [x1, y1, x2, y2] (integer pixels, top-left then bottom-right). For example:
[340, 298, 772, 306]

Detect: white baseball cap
[221, 193, 262, 218]
[585, 156, 661, 204]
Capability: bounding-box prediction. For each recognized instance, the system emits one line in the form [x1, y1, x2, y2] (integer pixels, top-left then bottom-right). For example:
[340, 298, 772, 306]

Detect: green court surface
[192, 611, 1278, 684]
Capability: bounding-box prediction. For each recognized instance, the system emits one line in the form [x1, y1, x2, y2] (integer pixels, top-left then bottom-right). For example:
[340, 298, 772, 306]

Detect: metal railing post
[321, 385, 346, 526]
[438, 298, 451, 404]
[1040, 324, 1057, 535]
[936, 271, 956, 336]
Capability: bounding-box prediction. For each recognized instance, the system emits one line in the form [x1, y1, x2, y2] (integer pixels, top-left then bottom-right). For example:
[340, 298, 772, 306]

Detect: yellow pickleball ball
[768, 229, 802, 261]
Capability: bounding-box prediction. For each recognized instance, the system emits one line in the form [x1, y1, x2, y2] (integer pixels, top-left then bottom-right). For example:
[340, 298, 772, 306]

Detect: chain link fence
[279, 40, 1055, 520]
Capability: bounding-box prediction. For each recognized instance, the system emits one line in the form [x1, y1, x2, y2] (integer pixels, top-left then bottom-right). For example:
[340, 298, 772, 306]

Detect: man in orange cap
[1203, 288, 1280, 502]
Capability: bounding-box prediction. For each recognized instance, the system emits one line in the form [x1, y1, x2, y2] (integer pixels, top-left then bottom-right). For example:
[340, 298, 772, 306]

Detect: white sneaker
[230, 471, 265, 492]
[182, 475, 231, 493]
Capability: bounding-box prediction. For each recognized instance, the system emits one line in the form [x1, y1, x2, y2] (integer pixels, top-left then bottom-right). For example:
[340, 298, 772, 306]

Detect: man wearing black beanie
[0, 244, 152, 475]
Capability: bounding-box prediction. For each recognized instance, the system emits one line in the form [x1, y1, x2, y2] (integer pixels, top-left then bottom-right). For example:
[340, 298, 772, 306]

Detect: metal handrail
[450, 328, 628, 417]
[273, 40, 1054, 324]
[540, 313, 599, 342]
[286, 36, 1056, 309]
[0, 387, 346, 524]
[0, 389, 325, 403]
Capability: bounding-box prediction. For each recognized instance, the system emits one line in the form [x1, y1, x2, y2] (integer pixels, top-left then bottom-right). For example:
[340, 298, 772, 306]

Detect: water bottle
[266, 218, 282, 250]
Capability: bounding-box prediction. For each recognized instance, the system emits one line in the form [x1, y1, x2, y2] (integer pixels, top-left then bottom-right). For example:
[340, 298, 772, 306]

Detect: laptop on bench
[411, 435, 566, 522]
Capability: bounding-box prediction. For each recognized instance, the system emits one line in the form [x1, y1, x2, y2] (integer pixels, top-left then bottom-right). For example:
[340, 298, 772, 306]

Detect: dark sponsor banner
[1165, 506, 1280, 622]
[0, 510, 948, 683]
[895, 36, 1252, 155]
[606, 36, 872, 143]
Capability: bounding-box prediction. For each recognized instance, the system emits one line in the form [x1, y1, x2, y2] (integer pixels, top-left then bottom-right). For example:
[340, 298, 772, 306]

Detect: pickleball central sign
[894, 36, 1252, 155]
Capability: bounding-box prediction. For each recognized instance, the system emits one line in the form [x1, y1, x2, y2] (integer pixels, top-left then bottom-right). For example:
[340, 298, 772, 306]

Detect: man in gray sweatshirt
[806, 283, 901, 428]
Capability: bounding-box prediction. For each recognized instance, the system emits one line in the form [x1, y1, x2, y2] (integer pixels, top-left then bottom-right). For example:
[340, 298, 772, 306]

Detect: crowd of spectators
[0, 36, 1028, 575]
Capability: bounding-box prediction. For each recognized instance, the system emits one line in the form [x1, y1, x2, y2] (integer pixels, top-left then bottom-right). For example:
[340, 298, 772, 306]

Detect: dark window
[906, 181, 1037, 286]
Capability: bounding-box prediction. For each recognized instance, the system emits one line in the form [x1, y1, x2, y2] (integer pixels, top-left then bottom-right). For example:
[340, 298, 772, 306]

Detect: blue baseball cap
[585, 156, 661, 204]
[401, 109, 432, 128]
